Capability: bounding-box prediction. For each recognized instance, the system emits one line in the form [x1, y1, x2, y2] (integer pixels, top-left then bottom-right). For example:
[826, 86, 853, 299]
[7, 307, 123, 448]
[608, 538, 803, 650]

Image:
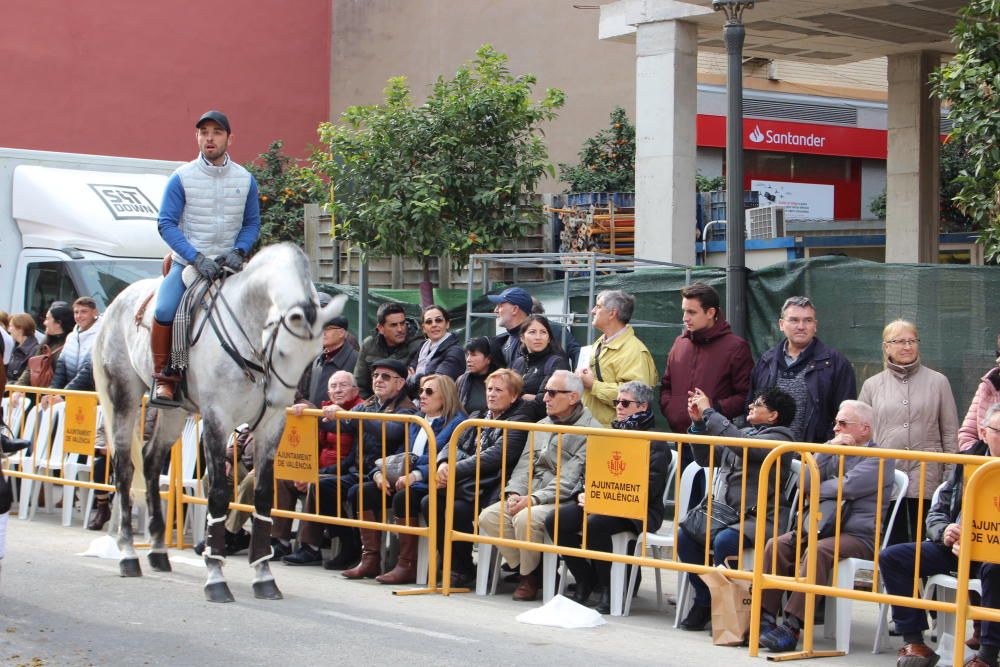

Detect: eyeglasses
[886, 338, 920, 347]
[544, 389, 574, 398]
[612, 399, 639, 408]
[423, 316, 446, 325]
[749, 399, 768, 409]
[373, 371, 402, 382]
[418, 386, 435, 396]
[833, 419, 861, 428]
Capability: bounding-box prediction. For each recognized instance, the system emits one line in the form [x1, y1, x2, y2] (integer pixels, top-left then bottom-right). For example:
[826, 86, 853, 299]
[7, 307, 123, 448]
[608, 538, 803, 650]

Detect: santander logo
[748, 123, 826, 148]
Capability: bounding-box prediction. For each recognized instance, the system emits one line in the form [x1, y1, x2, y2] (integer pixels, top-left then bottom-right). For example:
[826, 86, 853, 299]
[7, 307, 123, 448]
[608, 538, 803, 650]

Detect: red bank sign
[696, 114, 888, 159]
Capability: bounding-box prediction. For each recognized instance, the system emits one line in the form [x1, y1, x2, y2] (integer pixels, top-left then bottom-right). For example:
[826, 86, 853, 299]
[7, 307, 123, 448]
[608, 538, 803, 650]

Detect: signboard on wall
[751, 180, 834, 220]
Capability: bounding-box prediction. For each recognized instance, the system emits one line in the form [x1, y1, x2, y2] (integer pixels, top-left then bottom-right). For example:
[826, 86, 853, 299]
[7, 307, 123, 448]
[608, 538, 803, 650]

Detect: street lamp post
[713, 0, 755, 339]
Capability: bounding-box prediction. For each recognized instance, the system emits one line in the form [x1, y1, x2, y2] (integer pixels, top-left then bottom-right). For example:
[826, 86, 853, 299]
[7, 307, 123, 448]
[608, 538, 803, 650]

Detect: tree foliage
[930, 0, 1000, 258]
[312, 45, 565, 283]
[245, 140, 323, 249]
[559, 106, 635, 193]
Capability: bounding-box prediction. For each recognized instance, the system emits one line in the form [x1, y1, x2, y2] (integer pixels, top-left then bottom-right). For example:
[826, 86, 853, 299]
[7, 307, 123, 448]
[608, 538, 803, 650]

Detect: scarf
[612, 407, 656, 431]
[550, 401, 585, 426]
[887, 358, 921, 380]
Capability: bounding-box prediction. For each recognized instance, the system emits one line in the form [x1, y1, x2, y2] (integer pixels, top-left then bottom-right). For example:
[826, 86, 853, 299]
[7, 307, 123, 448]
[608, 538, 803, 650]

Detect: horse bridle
[191, 278, 318, 430]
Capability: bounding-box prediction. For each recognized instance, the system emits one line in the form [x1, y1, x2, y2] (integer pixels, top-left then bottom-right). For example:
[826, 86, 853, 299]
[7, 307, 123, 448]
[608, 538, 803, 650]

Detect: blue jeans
[880, 541, 999, 646]
[676, 526, 746, 607]
[153, 261, 186, 324]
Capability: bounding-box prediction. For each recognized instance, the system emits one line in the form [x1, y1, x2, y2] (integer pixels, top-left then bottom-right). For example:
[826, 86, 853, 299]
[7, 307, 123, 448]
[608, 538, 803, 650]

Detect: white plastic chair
[5, 399, 36, 505]
[158, 417, 206, 543]
[823, 467, 909, 654]
[18, 404, 58, 520]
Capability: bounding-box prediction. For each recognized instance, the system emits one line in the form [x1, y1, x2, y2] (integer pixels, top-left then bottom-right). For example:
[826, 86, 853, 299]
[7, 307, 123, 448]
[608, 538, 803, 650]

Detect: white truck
[0, 148, 182, 322]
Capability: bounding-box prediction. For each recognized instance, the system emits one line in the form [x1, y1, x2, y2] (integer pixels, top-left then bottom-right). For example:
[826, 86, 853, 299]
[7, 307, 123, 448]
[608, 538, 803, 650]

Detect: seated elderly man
[478, 369, 602, 601]
[758, 399, 895, 653]
[881, 402, 1000, 667]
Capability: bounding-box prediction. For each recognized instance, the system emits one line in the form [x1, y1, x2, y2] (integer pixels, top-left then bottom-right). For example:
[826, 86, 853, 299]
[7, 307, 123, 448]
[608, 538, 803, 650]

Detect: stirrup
[149, 375, 183, 408]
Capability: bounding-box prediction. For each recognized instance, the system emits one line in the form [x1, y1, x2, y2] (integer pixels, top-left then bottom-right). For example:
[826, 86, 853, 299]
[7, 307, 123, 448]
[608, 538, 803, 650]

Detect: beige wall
[331, 1, 637, 191]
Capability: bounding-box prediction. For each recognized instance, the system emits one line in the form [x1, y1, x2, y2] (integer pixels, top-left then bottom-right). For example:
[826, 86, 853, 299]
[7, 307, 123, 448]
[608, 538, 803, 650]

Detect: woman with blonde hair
[859, 319, 959, 544]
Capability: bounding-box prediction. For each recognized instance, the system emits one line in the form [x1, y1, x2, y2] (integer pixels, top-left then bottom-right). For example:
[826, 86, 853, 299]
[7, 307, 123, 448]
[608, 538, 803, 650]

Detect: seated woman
[510, 315, 570, 422]
[406, 305, 464, 397]
[456, 336, 496, 416]
[676, 385, 797, 631]
[352, 374, 465, 585]
[424, 368, 533, 587]
[544, 381, 668, 613]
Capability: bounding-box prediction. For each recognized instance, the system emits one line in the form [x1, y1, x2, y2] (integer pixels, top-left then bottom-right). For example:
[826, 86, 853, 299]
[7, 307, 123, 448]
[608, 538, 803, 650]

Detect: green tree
[930, 0, 1000, 258]
[559, 106, 635, 193]
[313, 45, 564, 305]
[245, 140, 323, 248]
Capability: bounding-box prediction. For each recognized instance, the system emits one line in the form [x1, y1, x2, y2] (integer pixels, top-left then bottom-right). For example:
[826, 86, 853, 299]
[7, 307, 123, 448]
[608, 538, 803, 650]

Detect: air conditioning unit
[745, 205, 785, 240]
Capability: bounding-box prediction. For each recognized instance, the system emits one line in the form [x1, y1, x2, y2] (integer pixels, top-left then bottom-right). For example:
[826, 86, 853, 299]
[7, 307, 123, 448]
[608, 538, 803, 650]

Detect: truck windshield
[24, 259, 160, 325]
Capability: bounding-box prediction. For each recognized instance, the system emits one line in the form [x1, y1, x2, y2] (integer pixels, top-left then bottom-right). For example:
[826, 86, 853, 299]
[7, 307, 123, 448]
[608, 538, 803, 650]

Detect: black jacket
[295, 343, 359, 406]
[510, 344, 570, 421]
[926, 439, 988, 543]
[335, 392, 418, 487]
[456, 371, 489, 416]
[444, 398, 534, 505]
[406, 334, 465, 396]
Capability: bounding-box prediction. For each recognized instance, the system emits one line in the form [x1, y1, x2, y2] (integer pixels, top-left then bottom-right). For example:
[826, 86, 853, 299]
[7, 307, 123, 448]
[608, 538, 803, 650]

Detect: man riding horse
[152, 109, 260, 405]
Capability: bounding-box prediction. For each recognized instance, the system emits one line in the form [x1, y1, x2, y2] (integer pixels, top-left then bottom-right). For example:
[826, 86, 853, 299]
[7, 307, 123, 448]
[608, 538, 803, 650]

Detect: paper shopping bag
[699, 565, 753, 646]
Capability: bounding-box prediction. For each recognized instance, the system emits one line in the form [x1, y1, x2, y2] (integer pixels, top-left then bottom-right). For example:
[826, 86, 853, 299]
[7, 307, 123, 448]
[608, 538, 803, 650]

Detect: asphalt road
[0, 513, 911, 667]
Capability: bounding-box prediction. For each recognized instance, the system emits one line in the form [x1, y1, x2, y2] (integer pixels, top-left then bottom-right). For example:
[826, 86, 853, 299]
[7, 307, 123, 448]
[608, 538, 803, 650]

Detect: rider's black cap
[195, 110, 231, 134]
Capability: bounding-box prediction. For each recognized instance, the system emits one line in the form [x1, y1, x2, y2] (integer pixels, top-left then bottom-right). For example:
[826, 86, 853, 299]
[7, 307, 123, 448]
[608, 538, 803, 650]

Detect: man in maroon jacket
[660, 282, 754, 472]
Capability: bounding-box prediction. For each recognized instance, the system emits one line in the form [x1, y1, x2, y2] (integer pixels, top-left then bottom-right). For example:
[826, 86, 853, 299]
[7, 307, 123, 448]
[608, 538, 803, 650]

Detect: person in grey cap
[487, 286, 533, 368]
[293, 294, 360, 408]
[151, 109, 260, 405]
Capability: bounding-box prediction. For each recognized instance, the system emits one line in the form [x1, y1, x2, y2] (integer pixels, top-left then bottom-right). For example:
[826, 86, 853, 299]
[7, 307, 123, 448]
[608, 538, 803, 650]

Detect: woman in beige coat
[858, 319, 959, 545]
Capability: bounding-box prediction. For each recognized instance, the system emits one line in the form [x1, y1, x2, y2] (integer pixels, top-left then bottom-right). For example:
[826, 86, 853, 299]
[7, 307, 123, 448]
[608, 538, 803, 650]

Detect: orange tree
[245, 140, 323, 249]
[312, 45, 564, 305]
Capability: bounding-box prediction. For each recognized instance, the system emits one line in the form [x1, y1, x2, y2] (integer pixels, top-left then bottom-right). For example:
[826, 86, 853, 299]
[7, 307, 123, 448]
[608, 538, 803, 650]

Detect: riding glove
[215, 248, 246, 272]
[192, 253, 223, 282]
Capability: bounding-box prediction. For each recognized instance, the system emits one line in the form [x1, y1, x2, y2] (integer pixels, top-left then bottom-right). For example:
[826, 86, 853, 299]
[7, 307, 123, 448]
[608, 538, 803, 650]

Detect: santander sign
[748, 124, 827, 148]
[695, 114, 888, 159]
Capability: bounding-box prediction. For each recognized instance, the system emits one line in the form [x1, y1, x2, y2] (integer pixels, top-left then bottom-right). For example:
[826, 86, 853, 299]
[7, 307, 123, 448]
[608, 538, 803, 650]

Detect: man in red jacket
[660, 282, 754, 473]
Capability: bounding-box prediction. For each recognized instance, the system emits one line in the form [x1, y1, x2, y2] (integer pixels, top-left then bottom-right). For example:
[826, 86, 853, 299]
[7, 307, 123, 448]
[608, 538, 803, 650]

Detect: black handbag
[681, 501, 743, 545]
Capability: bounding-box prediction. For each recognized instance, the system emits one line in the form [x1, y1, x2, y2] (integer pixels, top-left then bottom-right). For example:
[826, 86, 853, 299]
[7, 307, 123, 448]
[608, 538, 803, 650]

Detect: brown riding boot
[151, 319, 176, 402]
[342, 512, 382, 580]
[375, 518, 418, 585]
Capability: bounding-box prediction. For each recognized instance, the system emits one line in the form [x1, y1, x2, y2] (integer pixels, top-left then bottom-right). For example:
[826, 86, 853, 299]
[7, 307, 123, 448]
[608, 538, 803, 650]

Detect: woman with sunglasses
[544, 381, 668, 613]
[510, 315, 570, 421]
[676, 385, 798, 631]
[858, 319, 959, 545]
[371, 374, 465, 585]
[406, 305, 465, 397]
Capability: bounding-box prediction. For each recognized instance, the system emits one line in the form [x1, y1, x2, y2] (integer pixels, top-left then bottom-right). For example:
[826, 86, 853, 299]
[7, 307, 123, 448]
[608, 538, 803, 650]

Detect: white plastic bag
[516, 594, 607, 629]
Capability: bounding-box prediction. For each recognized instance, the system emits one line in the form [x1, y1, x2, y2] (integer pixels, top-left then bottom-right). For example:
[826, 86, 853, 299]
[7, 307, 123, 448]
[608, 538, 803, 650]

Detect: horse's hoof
[204, 581, 235, 603]
[148, 551, 172, 572]
[253, 580, 283, 600]
[119, 558, 142, 578]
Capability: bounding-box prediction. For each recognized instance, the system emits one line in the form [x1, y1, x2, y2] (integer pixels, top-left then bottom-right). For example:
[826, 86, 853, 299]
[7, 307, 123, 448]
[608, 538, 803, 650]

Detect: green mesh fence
[319, 255, 1000, 417]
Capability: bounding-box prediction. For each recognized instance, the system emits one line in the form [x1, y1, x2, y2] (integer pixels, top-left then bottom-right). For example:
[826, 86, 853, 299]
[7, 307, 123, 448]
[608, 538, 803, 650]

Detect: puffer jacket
[958, 367, 1000, 452]
[689, 409, 795, 541]
[160, 156, 260, 264]
[444, 398, 535, 505]
[505, 405, 602, 506]
[859, 360, 959, 498]
[57, 319, 102, 381]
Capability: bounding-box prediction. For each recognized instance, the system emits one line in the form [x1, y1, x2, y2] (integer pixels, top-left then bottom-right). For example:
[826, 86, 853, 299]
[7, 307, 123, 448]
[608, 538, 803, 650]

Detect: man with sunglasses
[756, 400, 895, 653]
[880, 402, 1000, 667]
[478, 370, 601, 601]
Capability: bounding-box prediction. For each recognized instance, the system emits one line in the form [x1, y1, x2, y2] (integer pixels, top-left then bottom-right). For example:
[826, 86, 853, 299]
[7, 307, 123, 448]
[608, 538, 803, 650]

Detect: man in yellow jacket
[576, 290, 658, 426]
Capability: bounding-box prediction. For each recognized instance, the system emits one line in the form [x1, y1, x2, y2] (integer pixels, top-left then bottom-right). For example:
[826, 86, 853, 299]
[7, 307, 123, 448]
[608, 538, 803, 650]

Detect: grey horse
[92, 243, 345, 602]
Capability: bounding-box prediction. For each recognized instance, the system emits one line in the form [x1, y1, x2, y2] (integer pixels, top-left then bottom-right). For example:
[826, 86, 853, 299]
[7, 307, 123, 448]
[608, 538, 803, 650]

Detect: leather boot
[150, 319, 177, 402]
[375, 518, 418, 585]
[342, 512, 382, 579]
[87, 496, 112, 531]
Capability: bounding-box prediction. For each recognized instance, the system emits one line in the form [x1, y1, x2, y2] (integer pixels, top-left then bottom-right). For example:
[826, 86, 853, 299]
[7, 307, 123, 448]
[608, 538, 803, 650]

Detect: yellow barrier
[176, 407, 441, 594]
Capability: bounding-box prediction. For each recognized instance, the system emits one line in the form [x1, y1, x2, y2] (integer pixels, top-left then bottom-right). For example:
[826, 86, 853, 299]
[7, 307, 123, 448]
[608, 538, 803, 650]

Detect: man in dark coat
[747, 295, 856, 444]
[295, 313, 359, 407]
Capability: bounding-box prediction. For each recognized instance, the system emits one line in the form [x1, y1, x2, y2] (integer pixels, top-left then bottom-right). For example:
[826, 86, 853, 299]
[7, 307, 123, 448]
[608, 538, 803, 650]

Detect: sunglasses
[612, 399, 639, 408]
[423, 316, 446, 325]
[833, 419, 860, 428]
[418, 386, 435, 396]
[544, 389, 574, 398]
[373, 371, 402, 382]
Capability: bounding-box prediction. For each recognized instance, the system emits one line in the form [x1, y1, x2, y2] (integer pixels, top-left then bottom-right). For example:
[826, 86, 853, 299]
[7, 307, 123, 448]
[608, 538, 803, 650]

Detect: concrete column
[634, 19, 698, 266]
[885, 52, 941, 264]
